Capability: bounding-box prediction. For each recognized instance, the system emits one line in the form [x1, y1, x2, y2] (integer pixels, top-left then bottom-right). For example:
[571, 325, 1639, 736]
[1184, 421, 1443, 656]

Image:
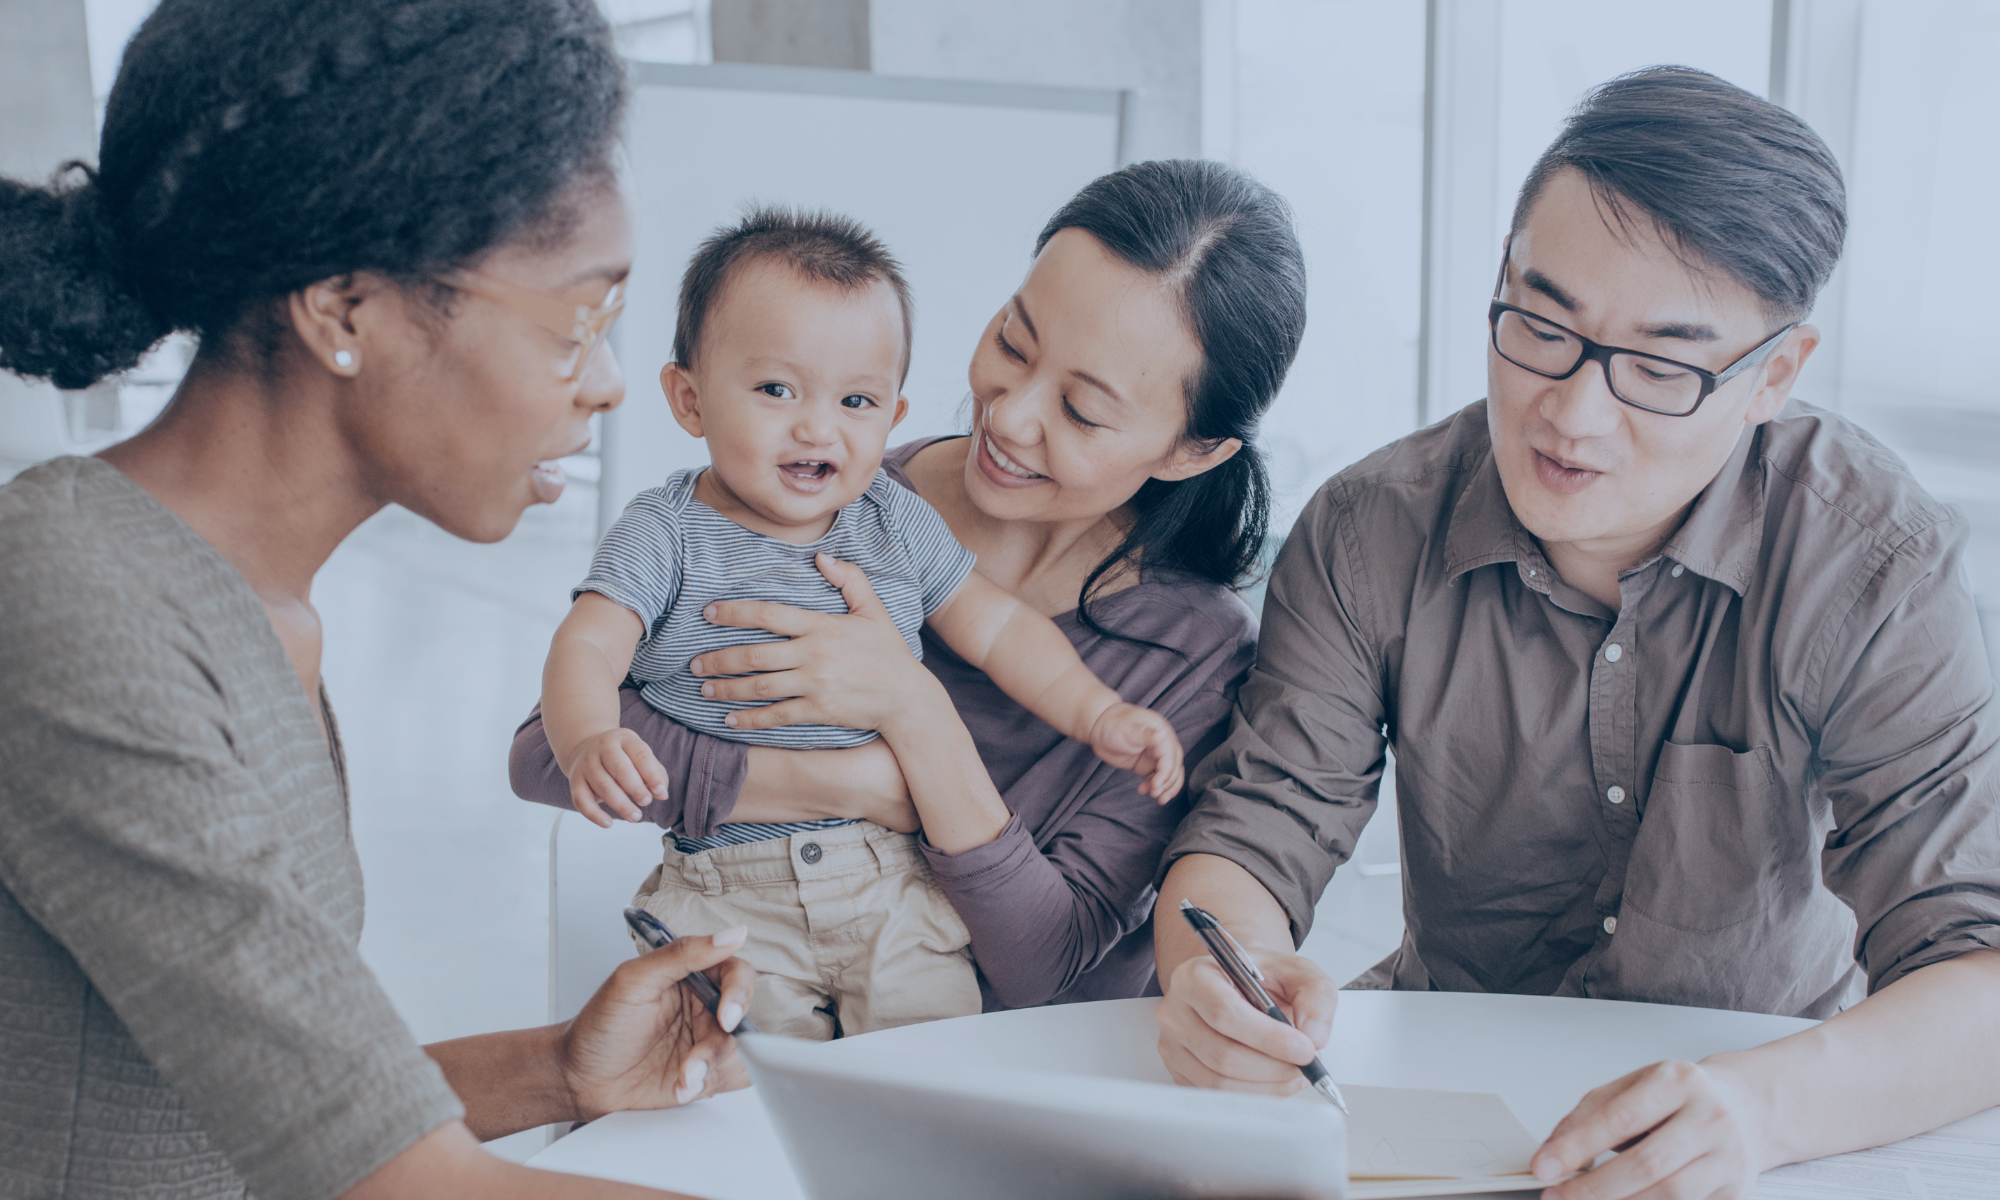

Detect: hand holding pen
[1177, 900, 1348, 1112]
[556, 912, 758, 1118]
[625, 906, 759, 1035]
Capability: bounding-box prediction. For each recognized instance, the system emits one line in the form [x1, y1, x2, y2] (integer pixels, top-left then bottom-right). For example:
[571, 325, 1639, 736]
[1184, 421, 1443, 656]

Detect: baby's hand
[1087, 703, 1185, 802]
[563, 729, 670, 828]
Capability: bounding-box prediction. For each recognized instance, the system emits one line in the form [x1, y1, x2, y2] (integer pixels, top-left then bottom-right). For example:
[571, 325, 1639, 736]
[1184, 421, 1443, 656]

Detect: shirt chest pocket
[1623, 741, 1802, 933]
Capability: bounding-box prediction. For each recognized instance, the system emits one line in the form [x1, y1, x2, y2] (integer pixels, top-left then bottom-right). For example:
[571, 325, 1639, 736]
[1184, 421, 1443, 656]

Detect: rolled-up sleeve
[1811, 515, 2000, 991]
[1163, 485, 1389, 947]
[510, 685, 748, 839]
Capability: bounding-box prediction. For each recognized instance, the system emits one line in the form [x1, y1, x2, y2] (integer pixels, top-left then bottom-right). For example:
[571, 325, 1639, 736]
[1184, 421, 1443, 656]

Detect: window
[1829, 1, 2000, 497]
[1208, 0, 1996, 642]
[1224, 0, 1427, 523]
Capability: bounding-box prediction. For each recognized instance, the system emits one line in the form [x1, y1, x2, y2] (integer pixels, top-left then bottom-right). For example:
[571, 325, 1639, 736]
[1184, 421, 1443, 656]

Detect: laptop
[738, 1031, 1347, 1200]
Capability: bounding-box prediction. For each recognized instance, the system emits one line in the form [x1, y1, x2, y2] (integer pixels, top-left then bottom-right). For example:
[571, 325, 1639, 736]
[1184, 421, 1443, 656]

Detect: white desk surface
[528, 991, 2000, 1199]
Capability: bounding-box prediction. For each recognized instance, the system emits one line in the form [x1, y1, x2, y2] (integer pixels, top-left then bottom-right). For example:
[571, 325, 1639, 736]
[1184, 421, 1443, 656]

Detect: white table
[529, 992, 2000, 1198]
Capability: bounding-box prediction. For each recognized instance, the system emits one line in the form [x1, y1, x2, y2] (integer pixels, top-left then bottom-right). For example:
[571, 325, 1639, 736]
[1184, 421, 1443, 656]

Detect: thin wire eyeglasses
[1488, 248, 1795, 417]
[441, 269, 626, 383]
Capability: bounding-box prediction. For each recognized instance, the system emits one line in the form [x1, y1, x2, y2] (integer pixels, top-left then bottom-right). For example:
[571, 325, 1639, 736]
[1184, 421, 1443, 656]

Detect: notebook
[1337, 1084, 1547, 1198]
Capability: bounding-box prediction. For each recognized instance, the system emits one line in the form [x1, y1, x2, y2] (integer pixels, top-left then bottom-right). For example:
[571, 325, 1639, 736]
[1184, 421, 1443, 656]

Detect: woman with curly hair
[0, 2, 744, 1196]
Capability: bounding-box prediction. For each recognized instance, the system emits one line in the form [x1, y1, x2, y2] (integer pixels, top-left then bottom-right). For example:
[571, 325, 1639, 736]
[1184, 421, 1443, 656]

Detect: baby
[539, 209, 1183, 1039]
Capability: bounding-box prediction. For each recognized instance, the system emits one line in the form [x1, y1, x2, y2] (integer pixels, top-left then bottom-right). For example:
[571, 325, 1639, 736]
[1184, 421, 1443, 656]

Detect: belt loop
[866, 826, 910, 873]
[662, 838, 691, 888]
[665, 840, 696, 889]
[696, 853, 722, 896]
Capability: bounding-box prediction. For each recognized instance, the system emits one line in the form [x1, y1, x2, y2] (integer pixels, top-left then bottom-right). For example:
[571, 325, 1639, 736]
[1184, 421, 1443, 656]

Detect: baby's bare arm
[542, 593, 646, 776]
[926, 571, 1121, 743]
[929, 571, 1186, 800]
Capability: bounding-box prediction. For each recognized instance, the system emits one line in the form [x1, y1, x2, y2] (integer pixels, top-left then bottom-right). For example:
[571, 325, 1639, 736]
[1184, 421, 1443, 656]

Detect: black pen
[623, 906, 758, 1034]
[1178, 899, 1347, 1112]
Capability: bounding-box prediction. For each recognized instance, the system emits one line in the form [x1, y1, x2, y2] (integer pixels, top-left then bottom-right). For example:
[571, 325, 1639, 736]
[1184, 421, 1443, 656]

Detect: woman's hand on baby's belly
[691, 553, 942, 737]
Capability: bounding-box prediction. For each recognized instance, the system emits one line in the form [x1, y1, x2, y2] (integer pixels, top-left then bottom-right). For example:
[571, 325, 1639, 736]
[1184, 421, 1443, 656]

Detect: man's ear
[1153, 435, 1243, 483]
[890, 394, 909, 429]
[288, 274, 380, 376]
[1744, 324, 1819, 425]
[662, 362, 705, 439]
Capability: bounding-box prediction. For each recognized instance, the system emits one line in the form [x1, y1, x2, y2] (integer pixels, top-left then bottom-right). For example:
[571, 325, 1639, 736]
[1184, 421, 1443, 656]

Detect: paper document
[1754, 1134, 2000, 1199]
[1288, 1084, 1552, 1198]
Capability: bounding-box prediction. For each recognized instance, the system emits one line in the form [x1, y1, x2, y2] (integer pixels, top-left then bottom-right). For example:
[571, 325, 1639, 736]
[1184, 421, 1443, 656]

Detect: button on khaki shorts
[633, 822, 979, 1040]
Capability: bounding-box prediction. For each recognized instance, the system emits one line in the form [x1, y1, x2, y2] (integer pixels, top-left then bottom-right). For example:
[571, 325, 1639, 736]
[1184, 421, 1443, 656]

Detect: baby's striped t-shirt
[576, 467, 976, 851]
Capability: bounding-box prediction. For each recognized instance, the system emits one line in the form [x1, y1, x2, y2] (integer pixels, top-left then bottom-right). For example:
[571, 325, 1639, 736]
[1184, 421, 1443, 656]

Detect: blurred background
[2, 0, 1995, 1160]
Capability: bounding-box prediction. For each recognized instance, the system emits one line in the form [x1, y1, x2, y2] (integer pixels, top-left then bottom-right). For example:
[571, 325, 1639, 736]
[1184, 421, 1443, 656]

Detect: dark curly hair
[1037, 160, 1305, 636]
[0, 0, 626, 391]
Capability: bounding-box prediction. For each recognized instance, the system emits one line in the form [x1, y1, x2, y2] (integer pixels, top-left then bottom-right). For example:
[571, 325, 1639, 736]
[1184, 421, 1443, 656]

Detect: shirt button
[800, 842, 823, 865]
[1606, 785, 1626, 804]
[1604, 643, 1623, 663]
[1603, 916, 1618, 935]
[1671, 564, 1685, 578]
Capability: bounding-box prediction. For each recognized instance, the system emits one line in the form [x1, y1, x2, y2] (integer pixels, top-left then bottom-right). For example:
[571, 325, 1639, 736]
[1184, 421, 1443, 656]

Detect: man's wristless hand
[1533, 1057, 1773, 1199]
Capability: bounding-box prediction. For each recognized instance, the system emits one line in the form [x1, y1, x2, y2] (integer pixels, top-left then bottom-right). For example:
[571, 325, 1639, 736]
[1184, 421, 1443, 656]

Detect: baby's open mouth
[780, 460, 834, 481]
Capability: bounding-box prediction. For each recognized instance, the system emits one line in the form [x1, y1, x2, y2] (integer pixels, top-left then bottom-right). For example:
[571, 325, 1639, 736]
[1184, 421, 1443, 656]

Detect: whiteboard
[599, 62, 1123, 529]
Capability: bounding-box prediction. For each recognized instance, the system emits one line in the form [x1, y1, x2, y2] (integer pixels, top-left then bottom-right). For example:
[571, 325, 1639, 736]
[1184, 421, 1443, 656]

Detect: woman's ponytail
[1146, 443, 1271, 586]
[0, 165, 165, 390]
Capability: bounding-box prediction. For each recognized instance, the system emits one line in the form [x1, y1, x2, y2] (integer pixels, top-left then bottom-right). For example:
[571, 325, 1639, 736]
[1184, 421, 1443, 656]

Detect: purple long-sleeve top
[511, 438, 1258, 1010]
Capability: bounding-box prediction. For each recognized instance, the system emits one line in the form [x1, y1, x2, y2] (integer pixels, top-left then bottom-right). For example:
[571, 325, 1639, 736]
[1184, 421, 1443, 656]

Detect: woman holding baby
[0, 0, 1303, 1195]
[512, 165, 1305, 1028]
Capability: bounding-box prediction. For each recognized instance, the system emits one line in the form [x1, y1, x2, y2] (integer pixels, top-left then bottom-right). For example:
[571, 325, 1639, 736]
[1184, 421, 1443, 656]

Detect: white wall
[1837, 0, 2000, 416]
[870, 0, 1202, 163]
[0, 0, 115, 473]
[82, 0, 156, 116]
[1487, 1, 1772, 243]
[0, 0, 94, 180]
[601, 67, 1121, 522]
[1227, 0, 1427, 526]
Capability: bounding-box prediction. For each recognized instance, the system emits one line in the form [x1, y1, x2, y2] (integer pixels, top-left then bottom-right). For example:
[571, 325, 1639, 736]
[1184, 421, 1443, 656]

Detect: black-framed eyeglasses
[1488, 250, 1795, 417]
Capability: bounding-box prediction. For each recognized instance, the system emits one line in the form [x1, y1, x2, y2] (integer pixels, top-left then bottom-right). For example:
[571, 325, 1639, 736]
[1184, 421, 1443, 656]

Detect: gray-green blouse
[0, 457, 462, 1199]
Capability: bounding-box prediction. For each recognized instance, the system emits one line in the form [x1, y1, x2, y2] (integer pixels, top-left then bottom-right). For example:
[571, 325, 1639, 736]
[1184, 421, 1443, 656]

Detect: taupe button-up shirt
[1169, 401, 2000, 1018]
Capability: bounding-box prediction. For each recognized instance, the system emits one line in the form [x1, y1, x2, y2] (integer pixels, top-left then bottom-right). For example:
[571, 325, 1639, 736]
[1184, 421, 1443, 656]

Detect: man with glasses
[1155, 66, 2000, 1198]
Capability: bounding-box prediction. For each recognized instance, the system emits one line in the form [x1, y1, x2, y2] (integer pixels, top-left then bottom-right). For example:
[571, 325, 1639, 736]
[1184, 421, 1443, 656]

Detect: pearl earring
[334, 350, 354, 369]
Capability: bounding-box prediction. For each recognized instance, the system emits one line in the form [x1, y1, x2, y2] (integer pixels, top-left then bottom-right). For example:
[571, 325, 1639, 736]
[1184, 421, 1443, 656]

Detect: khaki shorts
[633, 822, 979, 1040]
